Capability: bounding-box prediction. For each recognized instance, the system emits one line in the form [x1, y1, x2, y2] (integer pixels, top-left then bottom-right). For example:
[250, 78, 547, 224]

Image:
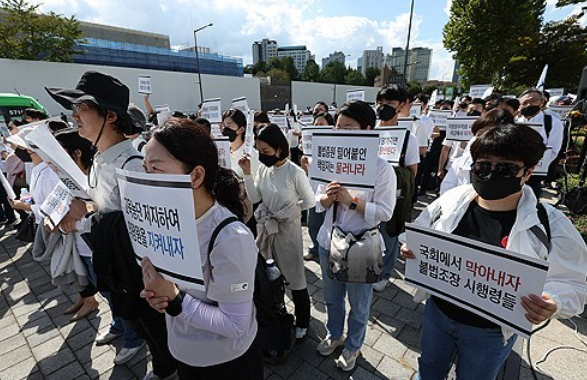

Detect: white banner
[298, 115, 314, 126]
[346, 90, 365, 102]
[469, 84, 492, 99]
[309, 131, 380, 190]
[397, 117, 416, 131]
[405, 223, 549, 339]
[201, 98, 222, 123]
[117, 169, 204, 291]
[446, 117, 478, 141]
[243, 111, 255, 156]
[25, 123, 91, 199]
[40, 181, 74, 227]
[409, 104, 422, 118]
[0, 170, 16, 200]
[429, 110, 452, 129]
[546, 88, 564, 99]
[378, 128, 409, 166]
[301, 126, 330, 157]
[548, 105, 573, 119]
[155, 104, 171, 113]
[231, 97, 249, 115]
[138, 75, 152, 94]
[214, 137, 232, 170]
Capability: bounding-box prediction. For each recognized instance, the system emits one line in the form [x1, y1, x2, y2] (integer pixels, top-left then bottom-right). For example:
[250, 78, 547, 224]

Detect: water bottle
[266, 259, 281, 281]
[20, 189, 33, 205]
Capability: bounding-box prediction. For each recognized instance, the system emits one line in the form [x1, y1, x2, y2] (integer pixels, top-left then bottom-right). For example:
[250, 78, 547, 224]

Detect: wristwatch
[165, 290, 185, 317]
[349, 197, 359, 210]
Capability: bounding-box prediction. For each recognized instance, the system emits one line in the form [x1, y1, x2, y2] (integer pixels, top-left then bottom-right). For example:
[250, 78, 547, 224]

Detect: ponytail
[214, 167, 246, 221]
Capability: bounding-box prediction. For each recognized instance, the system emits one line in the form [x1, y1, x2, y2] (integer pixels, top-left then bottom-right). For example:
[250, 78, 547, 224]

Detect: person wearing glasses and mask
[400, 124, 587, 380]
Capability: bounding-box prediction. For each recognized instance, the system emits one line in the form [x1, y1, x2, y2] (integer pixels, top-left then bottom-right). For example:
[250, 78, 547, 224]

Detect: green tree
[365, 67, 380, 86]
[556, 0, 585, 6]
[266, 68, 291, 84]
[344, 69, 365, 85]
[443, 0, 545, 88]
[302, 59, 320, 82]
[0, 0, 84, 62]
[406, 81, 423, 98]
[319, 61, 347, 84]
[268, 56, 299, 81]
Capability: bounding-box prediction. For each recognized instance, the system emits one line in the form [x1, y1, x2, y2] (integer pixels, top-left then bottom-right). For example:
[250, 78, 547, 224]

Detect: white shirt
[30, 162, 61, 224]
[412, 119, 430, 148]
[442, 139, 467, 167]
[517, 111, 564, 169]
[230, 142, 259, 179]
[315, 157, 397, 252]
[167, 202, 257, 367]
[419, 114, 435, 139]
[244, 160, 314, 212]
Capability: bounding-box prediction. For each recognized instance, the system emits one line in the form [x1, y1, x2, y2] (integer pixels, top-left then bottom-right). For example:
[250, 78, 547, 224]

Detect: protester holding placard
[125, 104, 148, 153]
[401, 124, 587, 380]
[139, 122, 262, 379]
[315, 101, 396, 372]
[239, 123, 315, 340]
[313, 101, 329, 116]
[221, 109, 260, 178]
[253, 110, 271, 136]
[45, 72, 178, 377]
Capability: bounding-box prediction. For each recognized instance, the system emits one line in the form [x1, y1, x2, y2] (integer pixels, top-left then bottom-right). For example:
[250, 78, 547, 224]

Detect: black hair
[471, 108, 515, 135]
[336, 100, 376, 130]
[313, 101, 329, 113]
[470, 124, 546, 168]
[376, 85, 408, 103]
[502, 98, 520, 112]
[415, 93, 429, 105]
[313, 112, 335, 126]
[222, 109, 247, 141]
[471, 98, 486, 107]
[520, 87, 543, 99]
[254, 110, 271, 124]
[193, 117, 212, 134]
[23, 108, 48, 120]
[154, 120, 246, 220]
[54, 128, 94, 172]
[85, 101, 132, 134]
[172, 111, 188, 119]
[255, 123, 290, 160]
[47, 120, 69, 134]
[463, 95, 472, 102]
[543, 90, 550, 101]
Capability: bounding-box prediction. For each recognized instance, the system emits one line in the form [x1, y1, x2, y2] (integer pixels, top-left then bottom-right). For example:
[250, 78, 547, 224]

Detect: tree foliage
[266, 68, 290, 84]
[555, 0, 585, 7]
[0, 0, 84, 62]
[344, 69, 365, 85]
[302, 59, 320, 82]
[319, 61, 347, 84]
[365, 67, 380, 87]
[267, 56, 299, 81]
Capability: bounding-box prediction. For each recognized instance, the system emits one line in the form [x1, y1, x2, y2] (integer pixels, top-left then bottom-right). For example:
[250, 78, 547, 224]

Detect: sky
[29, 0, 587, 81]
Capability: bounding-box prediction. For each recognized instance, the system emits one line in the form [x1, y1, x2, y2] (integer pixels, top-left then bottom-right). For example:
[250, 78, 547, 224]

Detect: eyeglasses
[470, 161, 525, 179]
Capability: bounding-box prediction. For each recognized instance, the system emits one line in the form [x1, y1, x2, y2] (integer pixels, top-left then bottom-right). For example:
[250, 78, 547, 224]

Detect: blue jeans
[308, 207, 325, 257]
[319, 246, 373, 352]
[101, 291, 144, 349]
[417, 299, 517, 380]
[380, 223, 399, 280]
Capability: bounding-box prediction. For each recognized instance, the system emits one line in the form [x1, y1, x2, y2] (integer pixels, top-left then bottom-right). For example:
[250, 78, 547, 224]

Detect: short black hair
[48, 120, 69, 134]
[313, 112, 335, 126]
[254, 110, 271, 124]
[193, 117, 212, 134]
[471, 108, 515, 135]
[222, 109, 247, 140]
[376, 85, 408, 103]
[463, 95, 472, 102]
[23, 108, 48, 120]
[520, 87, 543, 99]
[415, 93, 429, 105]
[503, 98, 520, 111]
[472, 98, 486, 107]
[336, 100, 376, 130]
[255, 123, 290, 160]
[470, 124, 546, 168]
[314, 101, 329, 112]
[54, 128, 94, 171]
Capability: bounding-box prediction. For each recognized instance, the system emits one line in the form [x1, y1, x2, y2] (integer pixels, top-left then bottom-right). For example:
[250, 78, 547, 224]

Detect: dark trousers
[291, 288, 310, 328]
[131, 306, 177, 377]
[0, 181, 15, 221]
[176, 338, 263, 380]
[12, 183, 27, 221]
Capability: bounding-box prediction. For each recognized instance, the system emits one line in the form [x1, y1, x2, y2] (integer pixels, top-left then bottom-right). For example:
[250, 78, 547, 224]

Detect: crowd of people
[2, 70, 587, 380]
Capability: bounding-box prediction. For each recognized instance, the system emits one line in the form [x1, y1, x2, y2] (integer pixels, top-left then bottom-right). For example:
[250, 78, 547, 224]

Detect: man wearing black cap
[46, 71, 178, 380]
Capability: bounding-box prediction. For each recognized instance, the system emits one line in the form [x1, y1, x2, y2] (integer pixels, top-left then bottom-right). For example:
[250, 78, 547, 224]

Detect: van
[0, 93, 46, 136]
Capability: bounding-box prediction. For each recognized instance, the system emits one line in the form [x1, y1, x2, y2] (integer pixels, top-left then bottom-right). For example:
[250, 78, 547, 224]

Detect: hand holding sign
[238, 156, 252, 175]
[141, 257, 179, 313]
[521, 294, 557, 324]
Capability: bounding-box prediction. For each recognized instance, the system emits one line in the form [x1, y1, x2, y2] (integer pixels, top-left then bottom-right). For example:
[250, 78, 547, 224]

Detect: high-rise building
[361, 47, 383, 76]
[357, 57, 363, 74]
[452, 61, 461, 84]
[277, 46, 312, 74]
[252, 38, 278, 64]
[322, 51, 346, 68]
[383, 47, 432, 84]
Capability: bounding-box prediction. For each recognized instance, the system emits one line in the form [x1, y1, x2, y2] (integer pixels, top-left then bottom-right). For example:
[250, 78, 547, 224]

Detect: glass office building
[74, 39, 244, 77]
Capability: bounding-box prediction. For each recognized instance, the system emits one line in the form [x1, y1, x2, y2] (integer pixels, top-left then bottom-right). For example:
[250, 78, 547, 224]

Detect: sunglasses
[470, 161, 525, 179]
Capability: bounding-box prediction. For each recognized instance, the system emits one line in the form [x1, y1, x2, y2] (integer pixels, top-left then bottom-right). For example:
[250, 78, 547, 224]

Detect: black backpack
[386, 130, 415, 237]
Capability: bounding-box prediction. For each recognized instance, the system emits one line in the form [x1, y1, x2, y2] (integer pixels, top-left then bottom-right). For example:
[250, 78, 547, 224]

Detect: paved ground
[1, 193, 587, 380]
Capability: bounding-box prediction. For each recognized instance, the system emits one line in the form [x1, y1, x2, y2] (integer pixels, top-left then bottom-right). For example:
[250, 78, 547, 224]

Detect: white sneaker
[317, 336, 345, 356]
[335, 348, 360, 372]
[114, 342, 146, 365]
[373, 278, 388, 292]
[295, 327, 307, 339]
[303, 252, 314, 261]
[143, 370, 179, 380]
[95, 330, 122, 346]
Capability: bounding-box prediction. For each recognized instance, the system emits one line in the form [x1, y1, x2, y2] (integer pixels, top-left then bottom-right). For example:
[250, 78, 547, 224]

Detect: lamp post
[194, 23, 213, 106]
[402, 0, 415, 86]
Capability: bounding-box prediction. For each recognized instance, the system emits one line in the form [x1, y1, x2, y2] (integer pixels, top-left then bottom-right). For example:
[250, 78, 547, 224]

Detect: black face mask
[259, 153, 279, 167]
[222, 127, 238, 142]
[470, 172, 524, 200]
[377, 104, 397, 121]
[467, 110, 482, 117]
[14, 148, 32, 163]
[520, 105, 541, 118]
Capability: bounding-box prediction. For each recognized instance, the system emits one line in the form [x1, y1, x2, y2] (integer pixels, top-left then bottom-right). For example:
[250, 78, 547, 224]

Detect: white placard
[301, 126, 330, 157]
[157, 111, 172, 127]
[346, 90, 365, 102]
[548, 105, 573, 119]
[429, 110, 452, 129]
[405, 223, 549, 339]
[410, 104, 422, 118]
[25, 124, 91, 199]
[469, 84, 492, 99]
[378, 128, 409, 166]
[210, 123, 222, 138]
[532, 147, 553, 176]
[270, 115, 288, 131]
[243, 111, 255, 156]
[201, 98, 222, 123]
[117, 169, 204, 291]
[138, 75, 152, 94]
[397, 117, 416, 132]
[546, 88, 564, 99]
[214, 137, 232, 170]
[298, 116, 314, 126]
[155, 104, 171, 113]
[40, 181, 74, 227]
[231, 97, 249, 115]
[309, 131, 380, 190]
[446, 117, 478, 142]
[0, 170, 16, 200]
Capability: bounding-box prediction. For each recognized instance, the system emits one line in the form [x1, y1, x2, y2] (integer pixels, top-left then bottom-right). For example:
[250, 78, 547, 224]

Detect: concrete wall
[0, 59, 261, 116]
[291, 81, 380, 111]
